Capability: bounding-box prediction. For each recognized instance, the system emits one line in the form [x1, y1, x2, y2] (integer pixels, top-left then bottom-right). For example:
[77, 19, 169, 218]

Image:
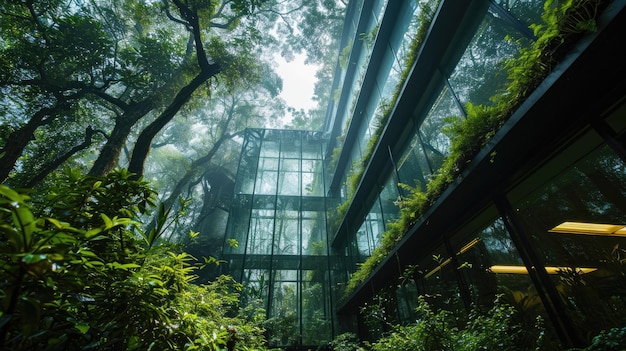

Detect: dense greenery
[0, 169, 271, 350]
[330, 297, 625, 351]
[342, 0, 610, 297]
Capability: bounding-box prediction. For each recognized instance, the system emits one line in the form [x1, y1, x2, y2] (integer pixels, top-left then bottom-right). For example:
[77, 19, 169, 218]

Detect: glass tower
[222, 129, 335, 347]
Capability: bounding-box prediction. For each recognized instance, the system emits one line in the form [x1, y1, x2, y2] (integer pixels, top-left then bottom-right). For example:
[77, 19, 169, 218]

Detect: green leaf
[74, 322, 90, 334]
[100, 214, 113, 228]
[0, 185, 29, 204]
[0, 224, 22, 252]
[85, 228, 103, 238]
[13, 205, 37, 250]
[22, 253, 48, 265]
[107, 262, 141, 270]
[45, 218, 65, 229]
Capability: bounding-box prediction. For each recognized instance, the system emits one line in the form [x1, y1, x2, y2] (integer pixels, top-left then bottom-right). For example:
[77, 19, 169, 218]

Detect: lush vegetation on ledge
[329, 0, 440, 232]
[343, 0, 609, 297]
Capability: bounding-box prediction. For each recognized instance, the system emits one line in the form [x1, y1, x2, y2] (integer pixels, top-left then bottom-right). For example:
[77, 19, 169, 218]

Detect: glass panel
[393, 0, 422, 70]
[396, 129, 430, 192]
[224, 194, 251, 255]
[303, 210, 326, 255]
[450, 212, 559, 348]
[280, 131, 301, 159]
[512, 134, 626, 344]
[448, 9, 529, 107]
[255, 157, 278, 194]
[278, 158, 300, 196]
[419, 86, 464, 172]
[395, 282, 419, 324]
[248, 208, 275, 255]
[356, 219, 374, 258]
[379, 175, 400, 228]
[414, 244, 465, 313]
[240, 268, 269, 308]
[377, 46, 400, 101]
[235, 130, 262, 194]
[267, 269, 299, 346]
[301, 270, 332, 345]
[302, 159, 323, 196]
[495, 0, 545, 30]
[260, 138, 279, 157]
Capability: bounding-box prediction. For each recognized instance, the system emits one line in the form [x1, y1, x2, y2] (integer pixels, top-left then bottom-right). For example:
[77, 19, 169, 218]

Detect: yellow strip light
[489, 265, 597, 274]
[549, 221, 626, 236]
[424, 238, 481, 279]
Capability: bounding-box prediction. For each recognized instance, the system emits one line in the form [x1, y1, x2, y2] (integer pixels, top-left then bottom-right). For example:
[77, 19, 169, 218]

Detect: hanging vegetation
[343, 0, 611, 297]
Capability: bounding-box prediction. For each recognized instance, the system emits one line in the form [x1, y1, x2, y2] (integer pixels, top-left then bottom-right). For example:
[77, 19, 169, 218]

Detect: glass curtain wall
[328, 0, 434, 273]
[223, 129, 332, 348]
[336, 0, 542, 286]
[365, 108, 626, 347]
[507, 126, 626, 345]
[357, 53, 625, 351]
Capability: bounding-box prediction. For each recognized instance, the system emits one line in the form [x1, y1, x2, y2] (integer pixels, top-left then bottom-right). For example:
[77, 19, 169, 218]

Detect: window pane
[512, 137, 626, 343]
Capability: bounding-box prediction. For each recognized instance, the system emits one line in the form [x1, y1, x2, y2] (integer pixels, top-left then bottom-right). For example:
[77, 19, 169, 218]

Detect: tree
[0, 0, 304, 185]
[279, 0, 347, 130]
[0, 170, 271, 350]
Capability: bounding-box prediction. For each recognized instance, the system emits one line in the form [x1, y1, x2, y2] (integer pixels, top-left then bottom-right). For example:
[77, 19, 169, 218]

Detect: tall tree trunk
[88, 99, 156, 176]
[143, 132, 234, 236]
[0, 105, 66, 183]
[25, 127, 107, 187]
[128, 0, 222, 180]
[127, 66, 220, 179]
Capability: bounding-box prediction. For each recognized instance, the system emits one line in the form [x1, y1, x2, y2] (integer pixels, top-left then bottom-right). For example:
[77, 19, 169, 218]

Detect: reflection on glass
[451, 215, 559, 349]
[513, 142, 626, 344]
[414, 244, 465, 313]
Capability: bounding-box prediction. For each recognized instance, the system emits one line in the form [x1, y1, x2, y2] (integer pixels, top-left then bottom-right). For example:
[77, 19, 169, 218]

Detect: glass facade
[223, 129, 333, 347]
[219, 0, 626, 348]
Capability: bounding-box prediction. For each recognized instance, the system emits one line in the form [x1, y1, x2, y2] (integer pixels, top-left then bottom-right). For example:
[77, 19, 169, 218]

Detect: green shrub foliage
[368, 296, 545, 351]
[0, 169, 269, 350]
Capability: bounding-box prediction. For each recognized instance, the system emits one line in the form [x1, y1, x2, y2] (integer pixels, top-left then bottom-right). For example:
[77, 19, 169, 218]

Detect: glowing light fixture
[489, 265, 597, 274]
[549, 221, 626, 236]
[424, 238, 480, 279]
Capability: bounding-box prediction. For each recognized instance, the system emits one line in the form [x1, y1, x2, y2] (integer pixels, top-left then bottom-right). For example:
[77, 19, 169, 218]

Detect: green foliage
[369, 296, 545, 351]
[579, 326, 626, 351]
[341, 0, 608, 299]
[329, 332, 366, 351]
[0, 169, 270, 350]
[339, 39, 354, 70]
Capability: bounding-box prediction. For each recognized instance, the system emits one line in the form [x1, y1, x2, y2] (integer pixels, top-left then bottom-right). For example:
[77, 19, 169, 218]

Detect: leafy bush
[0, 169, 270, 350]
[369, 296, 545, 351]
[329, 332, 366, 351]
[567, 326, 626, 351]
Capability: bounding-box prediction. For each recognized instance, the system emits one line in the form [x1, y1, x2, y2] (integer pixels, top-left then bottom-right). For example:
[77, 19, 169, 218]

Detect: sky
[274, 53, 320, 112]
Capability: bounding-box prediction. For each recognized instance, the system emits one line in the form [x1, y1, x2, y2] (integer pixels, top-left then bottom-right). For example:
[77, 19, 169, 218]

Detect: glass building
[220, 0, 626, 349]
